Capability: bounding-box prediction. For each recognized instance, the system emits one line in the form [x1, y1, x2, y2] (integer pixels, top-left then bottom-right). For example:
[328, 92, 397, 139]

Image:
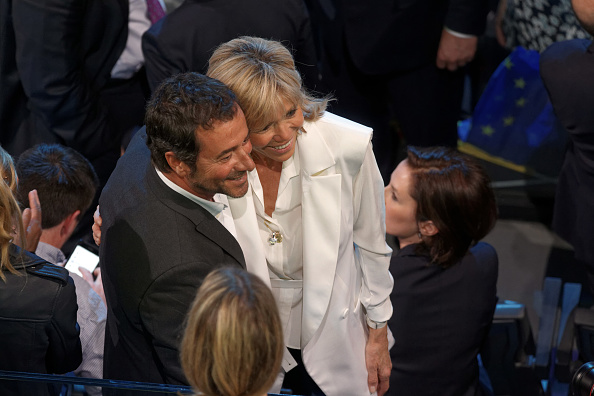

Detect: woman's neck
[252, 152, 283, 171]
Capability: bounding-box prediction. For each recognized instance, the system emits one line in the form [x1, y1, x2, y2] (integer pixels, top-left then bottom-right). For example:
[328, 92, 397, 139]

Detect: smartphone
[65, 242, 99, 278]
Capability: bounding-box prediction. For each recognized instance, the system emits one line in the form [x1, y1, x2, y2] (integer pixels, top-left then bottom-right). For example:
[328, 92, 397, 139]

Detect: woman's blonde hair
[207, 36, 329, 132]
[181, 267, 283, 396]
[0, 146, 17, 192]
[0, 147, 24, 281]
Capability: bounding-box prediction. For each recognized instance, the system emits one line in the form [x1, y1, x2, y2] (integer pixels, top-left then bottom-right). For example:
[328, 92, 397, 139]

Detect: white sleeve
[352, 142, 393, 323]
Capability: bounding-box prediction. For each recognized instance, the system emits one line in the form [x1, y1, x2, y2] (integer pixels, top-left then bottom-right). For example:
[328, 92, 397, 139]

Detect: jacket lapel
[146, 166, 246, 268]
[299, 124, 342, 346]
[227, 185, 271, 286]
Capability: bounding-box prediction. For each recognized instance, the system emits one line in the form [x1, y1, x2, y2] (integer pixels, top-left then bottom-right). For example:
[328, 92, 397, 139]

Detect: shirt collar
[35, 241, 67, 266]
[155, 167, 228, 218]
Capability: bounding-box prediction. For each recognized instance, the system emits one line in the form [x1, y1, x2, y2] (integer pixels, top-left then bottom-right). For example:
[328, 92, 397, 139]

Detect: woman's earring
[417, 231, 422, 239]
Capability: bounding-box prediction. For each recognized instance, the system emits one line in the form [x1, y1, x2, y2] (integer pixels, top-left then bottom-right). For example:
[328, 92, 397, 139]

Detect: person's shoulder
[468, 242, 498, 274]
[10, 245, 71, 286]
[304, 112, 373, 171]
[541, 39, 593, 74]
[542, 39, 592, 59]
[311, 112, 373, 139]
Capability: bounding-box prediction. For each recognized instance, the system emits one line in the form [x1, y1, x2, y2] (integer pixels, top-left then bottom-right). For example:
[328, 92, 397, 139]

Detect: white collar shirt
[249, 143, 304, 349]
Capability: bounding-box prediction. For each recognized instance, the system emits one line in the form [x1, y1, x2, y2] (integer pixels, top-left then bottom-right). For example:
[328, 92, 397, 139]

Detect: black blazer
[306, 0, 488, 75]
[540, 39, 594, 266]
[0, 0, 127, 160]
[0, 245, 81, 396]
[387, 242, 498, 396]
[142, 0, 319, 92]
[99, 128, 246, 385]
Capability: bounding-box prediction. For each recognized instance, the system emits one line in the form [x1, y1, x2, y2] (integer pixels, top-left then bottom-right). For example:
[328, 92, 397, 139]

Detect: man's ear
[419, 220, 439, 237]
[61, 210, 81, 238]
[164, 152, 191, 178]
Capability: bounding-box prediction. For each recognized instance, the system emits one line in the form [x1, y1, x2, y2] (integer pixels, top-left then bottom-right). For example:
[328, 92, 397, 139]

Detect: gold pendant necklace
[263, 220, 283, 245]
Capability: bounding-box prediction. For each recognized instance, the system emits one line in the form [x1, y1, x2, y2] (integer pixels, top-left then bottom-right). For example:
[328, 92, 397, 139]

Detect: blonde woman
[208, 37, 393, 395]
[181, 267, 283, 396]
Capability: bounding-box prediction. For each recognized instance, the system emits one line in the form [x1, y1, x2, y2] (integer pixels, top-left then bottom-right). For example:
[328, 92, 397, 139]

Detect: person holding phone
[16, 144, 106, 392]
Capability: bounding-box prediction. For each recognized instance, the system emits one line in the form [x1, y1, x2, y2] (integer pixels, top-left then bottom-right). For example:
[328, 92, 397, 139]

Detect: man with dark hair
[540, 0, 594, 294]
[98, 72, 254, 385]
[16, 144, 105, 393]
[17, 144, 99, 234]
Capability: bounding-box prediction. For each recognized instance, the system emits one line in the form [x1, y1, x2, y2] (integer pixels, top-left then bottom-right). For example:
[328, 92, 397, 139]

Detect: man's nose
[237, 141, 255, 171]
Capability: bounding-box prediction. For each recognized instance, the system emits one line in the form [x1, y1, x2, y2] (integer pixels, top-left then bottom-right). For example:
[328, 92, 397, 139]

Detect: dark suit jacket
[540, 39, 594, 266]
[387, 242, 498, 396]
[0, 0, 127, 160]
[99, 128, 246, 384]
[142, 0, 318, 92]
[306, 0, 488, 75]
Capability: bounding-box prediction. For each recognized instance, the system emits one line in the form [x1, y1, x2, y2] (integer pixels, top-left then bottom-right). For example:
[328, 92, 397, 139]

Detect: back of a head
[181, 267, 283, 396]
[572, 0, 594, 36]
[145, 72, 239, 173]
[407, 147, 497, 267]
[207, 36, 326, 132]
[16, 144, 98, 230]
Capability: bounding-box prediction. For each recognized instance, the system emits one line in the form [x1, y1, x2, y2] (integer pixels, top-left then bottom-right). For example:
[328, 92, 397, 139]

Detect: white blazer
[228, 112, 393, 395]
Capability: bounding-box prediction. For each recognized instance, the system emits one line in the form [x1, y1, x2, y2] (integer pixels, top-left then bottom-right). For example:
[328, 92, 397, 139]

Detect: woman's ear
[419, 220, 439, 237]
[164, 152, 191, 178]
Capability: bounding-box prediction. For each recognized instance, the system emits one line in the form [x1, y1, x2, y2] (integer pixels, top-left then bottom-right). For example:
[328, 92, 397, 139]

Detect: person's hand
[20, 190, 42, 252]
[365, 325, 391, 396]
[436, 29, 478, 71]
[495, 0, 508, 48]
[92, 206, 102, 246]
[79, 266, 106, 306]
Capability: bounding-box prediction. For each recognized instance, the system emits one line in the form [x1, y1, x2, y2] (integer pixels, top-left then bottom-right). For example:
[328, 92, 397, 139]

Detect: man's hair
[145, 72, 239, 173]
[181, 267, 283, 396]
[407, 146, 497, 268]
[16, 144, 99, 229]
[207, 36, 330, 133]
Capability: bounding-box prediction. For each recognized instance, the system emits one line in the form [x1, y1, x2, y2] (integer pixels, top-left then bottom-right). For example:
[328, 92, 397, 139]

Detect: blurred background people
[495, 0, 589, 52]
[181, 267, 283, 396]
[540, 0, 594, 294]
[208, 37, 393, 396]
[16, 144, 106, 395]
[385, 146, 498, 396]
[0, 147, 82, 396]
[142, 0, 320, 93]
[0, 0, 177, 255]
[304, 0, 489, 182]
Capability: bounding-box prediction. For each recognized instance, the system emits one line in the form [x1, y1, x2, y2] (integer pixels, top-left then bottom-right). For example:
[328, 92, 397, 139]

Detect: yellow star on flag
[503, 116, 515, 126]
[514, 78, 526, 89]
[481, 125, 495, 136]
[516, 97, 526, 107]
[504, 58, 514, 69]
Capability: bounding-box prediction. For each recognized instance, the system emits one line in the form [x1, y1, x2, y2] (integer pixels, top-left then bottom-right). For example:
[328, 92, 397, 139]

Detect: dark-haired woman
[384, 146, 498, 396]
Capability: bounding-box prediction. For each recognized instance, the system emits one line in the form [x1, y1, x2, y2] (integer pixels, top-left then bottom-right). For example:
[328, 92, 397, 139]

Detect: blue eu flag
[463, 47, 566, 168]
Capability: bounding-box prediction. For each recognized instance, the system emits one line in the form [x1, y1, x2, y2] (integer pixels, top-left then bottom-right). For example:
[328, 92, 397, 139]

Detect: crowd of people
[0, 0, 592, 395]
